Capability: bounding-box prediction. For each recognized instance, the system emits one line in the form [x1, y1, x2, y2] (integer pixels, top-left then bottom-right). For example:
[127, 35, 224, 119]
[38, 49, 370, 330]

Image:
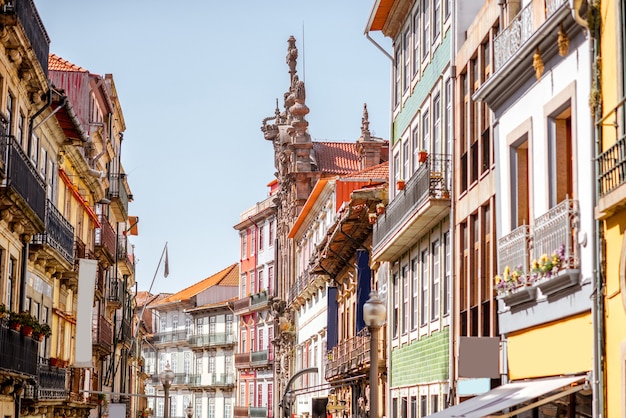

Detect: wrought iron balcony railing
[92, 314, 113, 349]
[188, 332, 236, 348]
[95, 214, 116, 258]
[373, 154, 451, 257]
[0, 137, 46, 225]
[0, 0, 50, 75]
[325, 328, 377, 380]
[0, 320, 38, 377]
[532, 198, 579, 270]
[188, 373, 235, 387]
[36, 360, 68, 400]
[108, 172, 129, 218]
[497, 225, 531, 275]
[32, 199, 74, 265]
[152, 330, 189, 344]
[598, 97, 626, 197]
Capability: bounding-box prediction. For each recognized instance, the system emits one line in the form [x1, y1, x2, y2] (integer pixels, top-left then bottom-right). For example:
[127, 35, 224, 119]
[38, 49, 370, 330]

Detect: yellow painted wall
[507, 313, 592, 380]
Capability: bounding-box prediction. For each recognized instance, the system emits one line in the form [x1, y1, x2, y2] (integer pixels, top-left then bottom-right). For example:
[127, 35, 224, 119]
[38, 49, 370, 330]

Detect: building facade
[233, 191, 277, 418]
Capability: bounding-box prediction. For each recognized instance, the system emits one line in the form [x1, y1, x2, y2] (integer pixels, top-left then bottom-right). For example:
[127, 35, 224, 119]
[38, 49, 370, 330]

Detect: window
[403, 140, 410, 179]
[431, 394, 439, 414]
[258, 269, 264, 291]
[7, 256, 14, 308]
[434, 0, 441, 40]
[444, 0, 451, 19]
[170, 354, 177, 372]
[444, 79, 452, 156]
[443, 232, 451, 315]
[250, 271, 256, 294]
[258, 328, 264, 350]
[268, 384, 273, 415]
[196, 399, 203, 418]
[160, 317, 166, 333]
[411, 258, 419, 330]
[394, 48, 402, 106]
[185, 318, 191, 336]
[209, 316, 216, 335]
[268, 220, 275, 245]
[241, 274, 247, 297]
[401, 396, 408, 418]
[268, 266, 274, 293]
[420, 249, 429, 326]
[5, 92, 12, 136]
[422, 110, 430, 152]
[548, 104, 573, 206]
[412, 8, 421, 75]
[17, 112, 25, 152]
[411, 395, 417, 418]
[433, 93, 441, 154]
[431, 239, 440, 321]
[241, 331, 247, 352]
[402, 265, 409, 334]
[393, 272, 399, 338]
[208, 397, 215, 418]
[241, 232, 247, 259]
[184, 352, 190, 375]
[258, 224, 264, 251]
[224, 398, 231, 418]
[422, 0, 430, 59]
[412, 124, 421, 171]
[257, 383, 263, 407]
[240, 383, 246, 406]
[208, 352, 215, 373]
[511, 136, 530, 228]
[195, 357, 202, 374]
[172, 315, 178, 330]
[403, 28, 411, 93]
[420, 395, 428, 417]
[248, 382, 254, 406]
[226, 314, 233, 333]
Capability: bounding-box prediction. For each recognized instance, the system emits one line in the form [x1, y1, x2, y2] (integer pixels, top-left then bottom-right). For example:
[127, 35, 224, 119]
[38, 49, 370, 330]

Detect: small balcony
[0, 321, 39, 377]
[108, 172, 129, 220]
[496, 199, 580, 307]
[117, 235, 134, 276]
[188, 373, 235, 388]
[152, 330, 189, 345]
[493, 0, 569, 72]
[372, 154, 451, 261]
[36, 360, 68, 400]
[94, 214, 116, 260]
[107, 279, 124, 307]
[31, 199, 75, 266]
[235, 352, 250, 369]
[189, 332, 236, 348]
[0, 0, 50, 76]
[597, 97, 626, 219]
[234, 406, 268, 418]
[233, 297, 250, 313]
[92, 314, 112, 354]
[325, 328, 381, 381]
[0, 137, 46, 233]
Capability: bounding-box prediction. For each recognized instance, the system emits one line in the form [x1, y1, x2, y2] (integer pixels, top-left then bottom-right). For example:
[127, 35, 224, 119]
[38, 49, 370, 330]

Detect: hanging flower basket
[376, 203, 385, 215]
[418, 150, 428, 163]
[397, 179, 405, 190]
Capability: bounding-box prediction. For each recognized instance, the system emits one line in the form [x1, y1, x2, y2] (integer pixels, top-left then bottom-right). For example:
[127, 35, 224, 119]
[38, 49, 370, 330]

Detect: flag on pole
[164, 244, 169, 278]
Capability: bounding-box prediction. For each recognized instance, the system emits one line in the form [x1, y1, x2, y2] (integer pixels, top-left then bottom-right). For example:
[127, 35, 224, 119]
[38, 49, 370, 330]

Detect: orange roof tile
[48, 53, 88, 72]
[343, 161, 389, 181]
[153, 263, 239, 306]
[313, 142, 361, 174]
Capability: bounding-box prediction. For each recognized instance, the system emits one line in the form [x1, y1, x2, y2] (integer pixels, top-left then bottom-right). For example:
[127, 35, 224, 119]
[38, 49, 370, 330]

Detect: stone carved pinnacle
[361, 103, 371, 141]
[286, 36, 298, 84]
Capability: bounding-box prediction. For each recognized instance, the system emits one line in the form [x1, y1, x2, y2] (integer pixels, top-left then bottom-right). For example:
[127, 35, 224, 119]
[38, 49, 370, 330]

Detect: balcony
[235, 352, 250, 369]
[108, 172, 129, 220]
[31, 199, 75, 266]
[152, 330, 189, 345]
[94, 214, 116, 260]
[36, 360, 68, 400]
[250, 349, 271, 367]
[92, 314, 112, 354]
[0, 321, 39, 377]
[189, 332, 236, 348]
[496, 199, 580, 306]
[0, 0, 50, 76]
[372, 154, 451, 261]
[0, 137, 46, 233]
[107, 279, 124, 307]
[117, 235, 134, 275]
[325, 328, 379, 381]
[597, 97, 626, 218]
[188, 373, 235, 388]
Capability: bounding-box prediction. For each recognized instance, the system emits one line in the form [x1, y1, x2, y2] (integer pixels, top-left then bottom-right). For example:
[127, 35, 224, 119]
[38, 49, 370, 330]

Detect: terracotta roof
[343, 161, 389, 181]
[152, 263, 239, 306]
[48, 53, 88, 72]
[313, 142, 361, 174]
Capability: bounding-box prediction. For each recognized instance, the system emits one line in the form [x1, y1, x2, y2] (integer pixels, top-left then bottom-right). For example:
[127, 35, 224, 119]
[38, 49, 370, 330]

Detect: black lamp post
[363, 291, 386, 418]
[159, 362, 174, 418]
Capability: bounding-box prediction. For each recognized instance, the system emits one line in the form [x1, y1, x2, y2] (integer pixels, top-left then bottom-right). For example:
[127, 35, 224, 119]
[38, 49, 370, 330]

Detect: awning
[427, 375, 587, 418]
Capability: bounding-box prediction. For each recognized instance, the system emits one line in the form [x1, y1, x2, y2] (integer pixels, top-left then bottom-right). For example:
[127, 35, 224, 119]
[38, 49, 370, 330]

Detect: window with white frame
[258, 269, 264, 291]
[172, 314, 178, 330]
[394, 48, 402, 106]
[250, 271, 256, 294]
[412, 122, 421, 172]
[195, 357, 202, 374]
[420, 249, 429, 326]
[394, 152, 401, 185]
[248, 382, 254, 406]
[431, 239, 440, 321]
[403, 28, 411, 93]
[403, 140, 410, 179]
[268, 266, 274, 293]
[433, 93, 441, 154]
[185, 317, 191, 336]
[224, 398, 231, 418]
[240, 383, 246, 406]
[241, 331, 247, 352]
[251, 228, 256, 256]
[184, 352, 191, 375]
[241, 274, 246, 297]
[258, 224, 264, 251]
[257, 383, 263, 407]
[259, 328, 264, 350]
[393, 272, 399, 338]
[444, 79, 452, 155]
[160, 317, 166, 333]
[241, 232, 247, 259]
[411, 257, 419, 330]
[422, 109, 431, 152]
[402, 265, 409, 334]
[412, 8, 421, 76]
[208, 397, 215, 418]
[434, 0, 441, 40]
[268, 220, 274, 245]
[422, 0, 430, 59]
[208, 352, 215, 374]
[444, 231, 451, 315]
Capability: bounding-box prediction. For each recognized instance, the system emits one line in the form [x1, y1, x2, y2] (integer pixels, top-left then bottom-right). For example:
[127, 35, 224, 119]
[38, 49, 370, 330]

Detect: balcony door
[510, 136, 530, 229]
[548, 104, 573, 207]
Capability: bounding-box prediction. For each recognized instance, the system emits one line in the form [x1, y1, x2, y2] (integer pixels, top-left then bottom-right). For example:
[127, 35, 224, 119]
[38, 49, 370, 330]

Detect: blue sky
[34, 0, 391, 295]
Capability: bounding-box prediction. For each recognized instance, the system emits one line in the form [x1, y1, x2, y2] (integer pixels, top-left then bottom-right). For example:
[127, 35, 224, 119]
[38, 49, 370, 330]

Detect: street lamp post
[159, 361, 175, 418]
[363, 290, 386, 418]
[186, 402, 193, 418]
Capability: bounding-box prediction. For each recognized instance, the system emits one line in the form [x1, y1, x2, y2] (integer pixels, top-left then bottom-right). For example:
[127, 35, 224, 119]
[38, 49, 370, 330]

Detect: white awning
[427, 375, 587, 418]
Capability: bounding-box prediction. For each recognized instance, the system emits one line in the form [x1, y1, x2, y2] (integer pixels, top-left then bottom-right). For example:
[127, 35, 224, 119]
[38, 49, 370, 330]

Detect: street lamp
[186, 402, 193, 418]
[363, 290, 386, 418]
[159, 361, 175, 418]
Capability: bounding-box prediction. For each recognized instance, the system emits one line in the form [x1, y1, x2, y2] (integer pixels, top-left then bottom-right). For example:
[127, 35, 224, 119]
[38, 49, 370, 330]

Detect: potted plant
[368, 212, 378, 224]
[19, 312, 36, 337]
[97, 393, 107, 406]
[441, 186, 450, 199]
[397, 179, 405, 190]
[418, 150, 428, 163]
[8, 311, 23, 331]
[33, 323, 51, 342]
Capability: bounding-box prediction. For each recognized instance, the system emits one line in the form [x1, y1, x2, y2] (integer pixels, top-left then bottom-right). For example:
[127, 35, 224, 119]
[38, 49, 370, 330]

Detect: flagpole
[132, 242, 168, 355]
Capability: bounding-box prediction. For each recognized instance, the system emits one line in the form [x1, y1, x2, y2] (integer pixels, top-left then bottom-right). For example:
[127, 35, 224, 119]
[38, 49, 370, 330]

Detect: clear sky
[34, 0, 391, 295]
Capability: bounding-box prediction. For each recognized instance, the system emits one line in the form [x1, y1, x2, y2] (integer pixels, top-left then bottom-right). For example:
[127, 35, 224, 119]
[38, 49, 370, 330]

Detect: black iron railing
[32, 200, 74, 265]
[37, 360, 68, 400]
[0, 321, 38, 376]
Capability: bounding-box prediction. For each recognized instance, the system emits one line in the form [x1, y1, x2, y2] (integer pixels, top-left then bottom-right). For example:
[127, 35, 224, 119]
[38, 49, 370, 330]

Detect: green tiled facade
[391, 327, 450, 387]
[392, 31, 452, 146]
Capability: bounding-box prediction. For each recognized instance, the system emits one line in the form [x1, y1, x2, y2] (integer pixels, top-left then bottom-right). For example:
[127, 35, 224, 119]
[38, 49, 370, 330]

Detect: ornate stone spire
[361, 103, 371, 142]
[357, 103, 382, 170]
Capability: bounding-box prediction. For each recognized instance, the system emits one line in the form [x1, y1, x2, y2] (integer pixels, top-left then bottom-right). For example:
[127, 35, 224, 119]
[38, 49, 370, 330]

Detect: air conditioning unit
[569, 0, 589, 27]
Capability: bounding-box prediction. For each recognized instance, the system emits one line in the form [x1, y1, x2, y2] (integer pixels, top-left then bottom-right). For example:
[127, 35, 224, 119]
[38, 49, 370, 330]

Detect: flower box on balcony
[498, 286, 537, 307]
[536, 269, 580, 297]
